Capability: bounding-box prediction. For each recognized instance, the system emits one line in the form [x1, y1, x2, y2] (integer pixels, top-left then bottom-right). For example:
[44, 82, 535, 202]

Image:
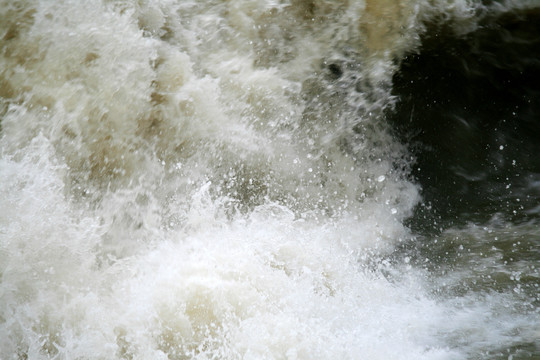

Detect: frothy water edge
[1, 0, 539, 359]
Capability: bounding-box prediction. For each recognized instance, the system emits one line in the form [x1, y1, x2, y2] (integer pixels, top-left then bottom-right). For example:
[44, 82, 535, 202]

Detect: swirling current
[1, 1, 539, 359]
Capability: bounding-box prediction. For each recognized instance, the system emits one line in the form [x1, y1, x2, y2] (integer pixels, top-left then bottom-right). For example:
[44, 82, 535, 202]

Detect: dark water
[389, 7, 540, 358]
[391, 7, 540, 230]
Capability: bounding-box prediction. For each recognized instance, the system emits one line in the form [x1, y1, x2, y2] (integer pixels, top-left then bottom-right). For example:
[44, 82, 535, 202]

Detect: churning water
[1, 0, 539, 359]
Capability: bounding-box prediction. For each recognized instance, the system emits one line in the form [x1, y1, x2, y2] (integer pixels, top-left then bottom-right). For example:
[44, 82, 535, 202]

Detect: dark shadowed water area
[390, 7, 540, 229]
[388, 7, 540, 358]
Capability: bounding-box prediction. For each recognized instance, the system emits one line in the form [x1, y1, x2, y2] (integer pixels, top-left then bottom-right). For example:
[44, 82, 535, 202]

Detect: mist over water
[1, 1, 538, 359]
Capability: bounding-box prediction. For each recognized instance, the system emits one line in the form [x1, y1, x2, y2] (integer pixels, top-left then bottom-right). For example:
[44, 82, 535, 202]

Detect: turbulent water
[1, 0, 539, 359]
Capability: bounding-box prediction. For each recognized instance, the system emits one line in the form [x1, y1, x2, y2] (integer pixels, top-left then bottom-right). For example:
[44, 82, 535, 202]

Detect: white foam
[1, 0, 536, 358]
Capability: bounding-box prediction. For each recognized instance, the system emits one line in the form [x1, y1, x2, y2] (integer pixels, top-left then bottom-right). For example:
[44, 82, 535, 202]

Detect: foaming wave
[2, 0, 530, 359]
[0, 155, 454, 357]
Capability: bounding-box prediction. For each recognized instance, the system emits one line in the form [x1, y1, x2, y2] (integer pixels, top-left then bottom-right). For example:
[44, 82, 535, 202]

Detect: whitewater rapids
[1, 0, 538, 359]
